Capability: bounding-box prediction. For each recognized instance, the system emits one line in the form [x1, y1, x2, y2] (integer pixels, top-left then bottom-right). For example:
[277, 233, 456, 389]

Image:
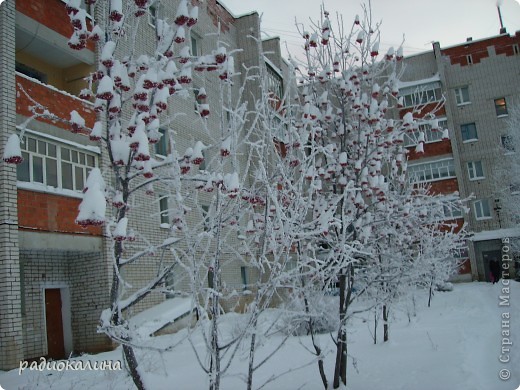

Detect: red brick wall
[407, 139, 452, 161]
[399, 104, 445, 119]
[207, 0, 236, 32]
[16, 75, 96, 134]
[458, 258, 471, 274]
[18, 190, 102, 236]
[16, 0, 94, 52]
[427, 178, 460, 195]
[442, 32, 520, 66]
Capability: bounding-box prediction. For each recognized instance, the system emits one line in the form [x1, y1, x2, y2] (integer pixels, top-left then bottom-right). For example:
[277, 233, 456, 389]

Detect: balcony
[16, 73, 96, 132]
[15, 0, 95, 107]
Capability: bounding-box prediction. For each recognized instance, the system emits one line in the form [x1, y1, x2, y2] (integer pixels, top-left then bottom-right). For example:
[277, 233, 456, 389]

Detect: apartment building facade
[0, 0, 288, 370]
[400, 31, 520, 282]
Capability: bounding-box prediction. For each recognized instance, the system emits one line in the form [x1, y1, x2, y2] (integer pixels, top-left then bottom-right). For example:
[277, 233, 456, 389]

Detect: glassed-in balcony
[15, 0, 95, 99]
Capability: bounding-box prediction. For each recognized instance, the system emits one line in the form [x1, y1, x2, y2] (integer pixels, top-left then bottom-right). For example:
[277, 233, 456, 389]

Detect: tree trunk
[333, 271, 348, 388]
[246, 326, 257, 390]
[302, 291, 328, 389]
[373, 308, 378, 344]
[383, 304, 389, 342]
[123, 344, 145, 390]
[113, 183, 146, 390]
[209, 278, 221, 390]
[428, 276, 434, 307]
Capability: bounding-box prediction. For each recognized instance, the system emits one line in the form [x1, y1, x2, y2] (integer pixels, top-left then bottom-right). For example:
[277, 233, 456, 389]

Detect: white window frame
[59, 0, 92, 19]
[266, 62, 284, 100]
[404, 118, 448, 147]
[191, 33, 201, 57]
[467, 161, 484, 180]
[155, 128, 169, 157]
[17, 133, 98, 192]
[159, 194, 170, 226]
[454, 86, 470, 106]
[399, 81, 443, 108]
[407, 158, 456, 184]
[443, 204, 463, 219]
[148, 4, 157, 28]
[474, 199, 491, 220]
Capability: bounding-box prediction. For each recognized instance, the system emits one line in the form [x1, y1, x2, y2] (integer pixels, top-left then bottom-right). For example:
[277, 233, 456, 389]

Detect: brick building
[0, 0, 288, 370]
[399, 31, 520, 281]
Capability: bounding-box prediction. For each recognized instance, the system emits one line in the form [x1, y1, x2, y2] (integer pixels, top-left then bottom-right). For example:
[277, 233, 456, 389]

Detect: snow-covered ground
[1, 281, 518, 390]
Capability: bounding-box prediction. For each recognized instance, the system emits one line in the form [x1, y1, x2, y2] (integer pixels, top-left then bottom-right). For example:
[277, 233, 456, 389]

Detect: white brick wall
[0, 0, 24, 370]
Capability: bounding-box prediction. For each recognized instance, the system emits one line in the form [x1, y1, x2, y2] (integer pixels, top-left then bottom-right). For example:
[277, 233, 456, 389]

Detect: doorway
[44, 288, 66, 359]
[482, 250, 502, 282]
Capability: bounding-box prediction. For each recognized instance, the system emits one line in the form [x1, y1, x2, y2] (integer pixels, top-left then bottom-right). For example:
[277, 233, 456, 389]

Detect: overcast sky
[218, 0, 520, 59]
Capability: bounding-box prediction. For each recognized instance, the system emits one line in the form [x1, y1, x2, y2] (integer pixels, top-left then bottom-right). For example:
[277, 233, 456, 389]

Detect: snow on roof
[469, 227, 520, 242]
[438, 32, 512, 51]
[215, 0, 257, 19]
[396, 74, 441, 90]
[129, 297, 194, 339]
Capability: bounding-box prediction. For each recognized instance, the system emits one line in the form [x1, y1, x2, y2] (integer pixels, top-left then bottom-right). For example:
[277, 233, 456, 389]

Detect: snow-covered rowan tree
[285, 4, 465, 388]
[4, 0, 248, 388]
[365, 180, 468, 342]
[237, 48, 327, 390]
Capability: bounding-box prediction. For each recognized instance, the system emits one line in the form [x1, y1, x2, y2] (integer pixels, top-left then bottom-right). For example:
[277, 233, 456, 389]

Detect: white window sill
[17, 181, 84, 199]
[462, 138, 478, 144]
[475, 216, 492, 221]
[497, 114, 508, 119]
[456, 102, 471, 107]
[469, 176, 485, 181]
[410, 175, 457, 184]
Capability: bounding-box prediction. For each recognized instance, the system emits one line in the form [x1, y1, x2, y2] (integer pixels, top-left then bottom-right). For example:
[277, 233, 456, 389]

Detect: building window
[494, 98, 508, 117]
[399, 81, 443, 108]
[407, 158, 456, 183]
[466, 54, 473, 65]
[513, 44, 519, 55]
[164, 271, 175, 298]
[191, 33, 201, 56]
[159, 195, 169, 225]
[467, 161, 484, 180]
[241, 266, 249, 290]
[452, 246, 469, 259]
[510, 183, 520, 195]
[474, 199, 491, 220]
[16, 62, 48, 84]
[266, 63, 284, 100]
[17, 135, 97, 191]
[148, 4, 157, 27]
[208, 267, 214, 289]
[501, 135, 514, 152]
[155, 128, 168, 156]
[443, 204, 463, 219]
[454, 86, 470, 105]
[461, 122, 478, 142]
[201, 205, 210, 231]
[404, 119, 448, 146]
